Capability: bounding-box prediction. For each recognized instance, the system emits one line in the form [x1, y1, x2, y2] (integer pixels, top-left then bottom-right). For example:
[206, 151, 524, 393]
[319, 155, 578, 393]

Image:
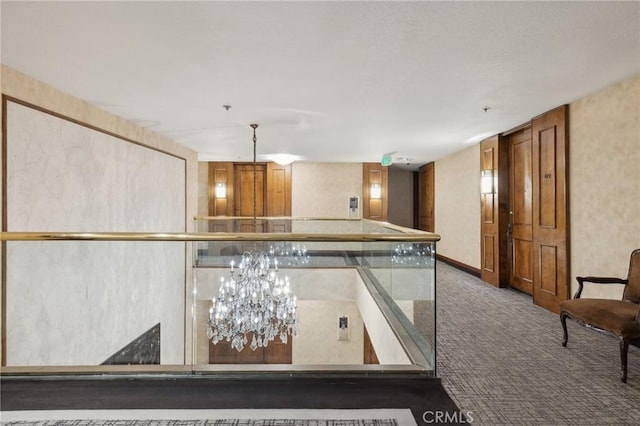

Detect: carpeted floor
[436, 260, 640, 425]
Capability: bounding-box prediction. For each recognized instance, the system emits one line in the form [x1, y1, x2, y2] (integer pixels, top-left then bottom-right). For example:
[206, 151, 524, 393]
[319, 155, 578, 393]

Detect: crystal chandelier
[207, 124, 299, 352]
[207, 251, 298, 352]
[269, 242, 310, 266]
[391, 243, 433, 266]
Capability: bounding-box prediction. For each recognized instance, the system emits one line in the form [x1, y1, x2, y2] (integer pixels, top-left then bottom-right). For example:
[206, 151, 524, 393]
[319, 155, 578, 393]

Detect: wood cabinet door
[509, 129, 534, 295]
[531, 106, 569, 313]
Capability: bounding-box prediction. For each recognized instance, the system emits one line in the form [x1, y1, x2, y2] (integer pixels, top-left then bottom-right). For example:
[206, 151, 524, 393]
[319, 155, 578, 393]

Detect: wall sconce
[481, 170, 495, 194]
[215, 182, 227, 199]
[370, 183, 382, 199]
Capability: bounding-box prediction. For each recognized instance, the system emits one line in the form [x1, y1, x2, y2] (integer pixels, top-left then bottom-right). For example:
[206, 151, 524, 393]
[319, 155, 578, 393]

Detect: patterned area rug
[0, 410, 415, 426]
[3, 421, 398, 426]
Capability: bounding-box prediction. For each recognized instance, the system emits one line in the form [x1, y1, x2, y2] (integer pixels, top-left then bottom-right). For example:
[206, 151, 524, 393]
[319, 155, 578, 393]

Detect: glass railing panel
[357, 239, 436, 370]
[193, 240, 366, 366]
[2, 221, 438, 376]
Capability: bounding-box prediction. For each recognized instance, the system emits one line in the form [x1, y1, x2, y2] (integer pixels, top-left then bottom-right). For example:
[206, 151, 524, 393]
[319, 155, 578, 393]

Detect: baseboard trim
[436, 254, 481, 278]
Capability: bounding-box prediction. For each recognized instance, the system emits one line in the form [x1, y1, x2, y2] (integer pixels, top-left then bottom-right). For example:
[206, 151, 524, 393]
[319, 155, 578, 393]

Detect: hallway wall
[292, 162, 362, 218]
[434, 144, 481, 269]
[569, 74, 640, 298]
[1, 65, 199, 366]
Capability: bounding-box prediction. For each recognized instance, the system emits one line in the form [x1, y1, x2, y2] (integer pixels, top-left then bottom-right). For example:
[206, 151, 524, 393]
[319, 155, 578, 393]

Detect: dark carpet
[0, 377, 463, 425]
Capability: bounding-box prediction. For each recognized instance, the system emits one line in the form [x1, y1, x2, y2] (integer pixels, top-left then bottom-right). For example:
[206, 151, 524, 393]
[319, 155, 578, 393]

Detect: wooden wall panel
[483, 234, 495, 272]
[539, 127, 558, 228]
[540, 245, 558, 294]
[208, 162, 234, 216]
[207, 162, 291, 234]
[418, 162, 435, 232]
[362, 163, 388, 221]
[513, 239, 533, 284]
[512, 137, 532, 226]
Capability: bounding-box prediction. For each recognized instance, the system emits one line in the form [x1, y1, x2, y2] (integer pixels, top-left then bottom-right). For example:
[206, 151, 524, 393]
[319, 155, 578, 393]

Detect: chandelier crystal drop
[391, 243, 433, 266]
[207, 251, 299, 352]
[269, 242, 310, 266]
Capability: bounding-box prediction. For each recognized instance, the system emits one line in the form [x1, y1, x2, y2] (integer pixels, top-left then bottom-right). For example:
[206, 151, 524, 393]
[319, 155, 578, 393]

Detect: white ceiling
[2, 1, 639, 168]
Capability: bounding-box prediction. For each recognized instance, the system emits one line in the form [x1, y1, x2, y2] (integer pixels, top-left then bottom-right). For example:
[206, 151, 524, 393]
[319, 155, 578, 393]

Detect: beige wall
[293, 300, 364, 365]
[570, 74, 640, 299]
[1, 65, 199, 366]
[434, 144, 481, 269]
[1, 65, 199, 228]
[292, 162, 362, 218]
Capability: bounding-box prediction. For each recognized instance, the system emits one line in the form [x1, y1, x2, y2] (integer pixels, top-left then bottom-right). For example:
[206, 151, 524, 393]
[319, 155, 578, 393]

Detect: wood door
[418, 162, 435, 232]
[531, 106, 569, 313]
[509, 128, 534, 295]
[234, 164, 266, 232]
[480, 136, 509, 288]
[479, 138, 497, 286]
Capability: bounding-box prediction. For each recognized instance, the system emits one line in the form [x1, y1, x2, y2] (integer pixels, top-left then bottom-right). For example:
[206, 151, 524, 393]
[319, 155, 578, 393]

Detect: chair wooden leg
[620, 337, 629, 383]
[560, 313, 569, 347]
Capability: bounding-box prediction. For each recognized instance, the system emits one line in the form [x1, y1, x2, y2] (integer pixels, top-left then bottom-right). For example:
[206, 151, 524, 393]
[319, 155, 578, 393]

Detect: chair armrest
[574, 276, 628, 299]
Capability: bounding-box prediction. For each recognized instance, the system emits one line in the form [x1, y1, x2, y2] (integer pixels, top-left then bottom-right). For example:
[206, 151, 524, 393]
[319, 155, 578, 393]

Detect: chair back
[623, 248, 640, 303]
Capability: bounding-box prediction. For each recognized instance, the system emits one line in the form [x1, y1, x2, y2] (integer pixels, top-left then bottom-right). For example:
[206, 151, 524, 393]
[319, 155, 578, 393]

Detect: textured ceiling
[2, 1, 639, 168]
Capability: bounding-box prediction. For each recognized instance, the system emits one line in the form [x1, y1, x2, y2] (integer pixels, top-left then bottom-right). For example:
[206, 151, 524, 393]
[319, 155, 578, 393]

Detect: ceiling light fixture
[266, 153, 300, 166]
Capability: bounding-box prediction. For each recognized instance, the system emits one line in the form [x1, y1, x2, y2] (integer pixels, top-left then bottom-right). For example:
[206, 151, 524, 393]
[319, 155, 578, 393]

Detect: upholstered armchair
[560, 248, 640, 383]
